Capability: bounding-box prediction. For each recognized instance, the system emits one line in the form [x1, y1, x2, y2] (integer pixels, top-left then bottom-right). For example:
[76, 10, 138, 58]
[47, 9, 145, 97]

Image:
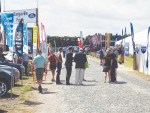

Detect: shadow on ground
[42, 92, 57, 94]
[42, 83, 53, 85]
[110, 81, 127, 84]
[1, 93, 19, 99]
[85, 80, 97, 82]
[31, 87, 48, 92]
[23, 100, 43, 106]
[0, 110, 8, 113]
[14, 84, 23, 87]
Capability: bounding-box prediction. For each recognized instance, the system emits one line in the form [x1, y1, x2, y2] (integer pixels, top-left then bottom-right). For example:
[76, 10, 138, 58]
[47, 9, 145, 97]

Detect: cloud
[1, 0, 150, 37]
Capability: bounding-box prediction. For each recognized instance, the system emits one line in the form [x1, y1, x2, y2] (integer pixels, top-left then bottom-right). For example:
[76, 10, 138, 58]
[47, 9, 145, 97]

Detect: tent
[116, 29, 150, 75]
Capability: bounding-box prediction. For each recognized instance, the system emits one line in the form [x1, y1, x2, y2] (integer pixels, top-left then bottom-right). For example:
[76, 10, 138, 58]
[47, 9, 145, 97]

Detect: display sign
[7, 8, 36, 24]
[135, 47, 139, 54]
[125, 42, 129, 56]
[141, 46, 146, 54]
[28, 28, 33, 54]
[33, 27, 37, 49]
[23, 23, 28, 54]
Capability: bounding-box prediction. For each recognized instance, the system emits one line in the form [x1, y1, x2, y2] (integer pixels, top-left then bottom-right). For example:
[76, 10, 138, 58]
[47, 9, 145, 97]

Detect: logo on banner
[28, 13, 36, 18]
[135, 47, 139, 54]
[141, 46, 146, 54]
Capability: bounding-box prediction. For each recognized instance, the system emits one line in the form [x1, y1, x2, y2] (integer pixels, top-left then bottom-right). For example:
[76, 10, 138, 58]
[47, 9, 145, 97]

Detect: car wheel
[0, 80, 8, 97]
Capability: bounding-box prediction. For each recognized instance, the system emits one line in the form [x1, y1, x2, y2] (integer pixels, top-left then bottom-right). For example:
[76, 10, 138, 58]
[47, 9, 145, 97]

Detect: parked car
[0, 58, 25, 79]
[96, 51, 100, 58]
[0, 69, 14, 97]
[0, 65, 20, 83]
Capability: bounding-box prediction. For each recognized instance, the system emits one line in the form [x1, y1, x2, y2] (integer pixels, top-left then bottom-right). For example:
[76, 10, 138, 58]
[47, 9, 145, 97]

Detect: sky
[1, 0, 150, 37]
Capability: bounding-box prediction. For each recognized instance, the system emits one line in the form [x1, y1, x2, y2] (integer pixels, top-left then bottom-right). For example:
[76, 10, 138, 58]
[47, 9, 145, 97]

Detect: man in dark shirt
[65, 46, 73, 85]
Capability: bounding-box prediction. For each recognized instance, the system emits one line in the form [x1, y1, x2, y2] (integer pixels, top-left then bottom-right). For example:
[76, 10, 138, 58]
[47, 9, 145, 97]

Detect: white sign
[7, 8, 37, 24]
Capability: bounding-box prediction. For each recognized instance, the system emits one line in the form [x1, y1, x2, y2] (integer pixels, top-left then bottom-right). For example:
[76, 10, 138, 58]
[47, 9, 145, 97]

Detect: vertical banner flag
[78, 38, 82, 48]
[38, 25, 40, 49]
[130, 22, 135, 55]
[43, 25, 47, 43]
[80, 31, 83, 45]
[1, 13, 14, 60]
[14, 18, 24, 55]
[146, 27, 150, 68]
[125, 27, 126, 43]
[28, 28, 33, 54]
[41, 23, 43, 42]
[119, 29, 123, 54]
[114, 34, 118, 47]
[23, 23, 28, 54]
[33, 27, 37, 49]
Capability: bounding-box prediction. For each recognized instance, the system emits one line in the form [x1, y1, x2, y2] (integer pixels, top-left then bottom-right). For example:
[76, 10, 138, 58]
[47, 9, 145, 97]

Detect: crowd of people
[32, 46, 88, 93]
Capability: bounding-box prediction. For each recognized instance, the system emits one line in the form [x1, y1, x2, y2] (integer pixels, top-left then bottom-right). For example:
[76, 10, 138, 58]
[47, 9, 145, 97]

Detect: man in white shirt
[14, 52, 18, 63]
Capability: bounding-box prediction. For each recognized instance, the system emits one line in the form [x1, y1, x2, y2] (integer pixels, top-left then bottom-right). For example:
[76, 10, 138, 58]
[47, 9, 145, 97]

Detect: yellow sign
[33, 27, 37, 49]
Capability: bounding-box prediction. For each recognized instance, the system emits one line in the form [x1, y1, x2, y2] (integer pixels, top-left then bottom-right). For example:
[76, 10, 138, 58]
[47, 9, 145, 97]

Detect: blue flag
[146, 27, 150, 68]
[114, 34, 118, 47]
[23, 23, 28, 54]
[1, 13, 14, 60]
[130, 23, 135, 55]
[119, 29, 123, 54]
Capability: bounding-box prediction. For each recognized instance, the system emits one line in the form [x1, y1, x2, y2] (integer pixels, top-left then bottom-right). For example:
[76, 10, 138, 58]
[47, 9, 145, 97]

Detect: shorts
[100, 55, 103, 59]
[50, 65, 56, 70]
[103, 66, 111, 72]
[36, 68, 44, 80]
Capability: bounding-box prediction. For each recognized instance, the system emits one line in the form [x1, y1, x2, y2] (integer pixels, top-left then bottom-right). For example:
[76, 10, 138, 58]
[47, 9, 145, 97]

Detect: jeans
[66, 66, 72, 84]
[56, 63, 62, 83]
[23, 61, 28, 75]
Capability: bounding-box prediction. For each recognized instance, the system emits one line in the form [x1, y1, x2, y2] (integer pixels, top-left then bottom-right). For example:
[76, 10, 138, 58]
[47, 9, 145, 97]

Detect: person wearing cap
[74, 48, 87, 85]
[65, 46, 73, 85]
[47, 50, 57, 82]
[32, 50, 47, 93]
[56, 47, 63, 84]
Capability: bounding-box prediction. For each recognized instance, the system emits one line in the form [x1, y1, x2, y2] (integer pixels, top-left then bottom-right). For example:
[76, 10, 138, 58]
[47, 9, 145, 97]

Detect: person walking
[32, 50, 47, 93]
[48, 50, 57, 82]
[74, 48, 87, 85]
[103, 49, 113, 83]
[113, 47, 119, 81]
[23, 52, 29, 76]
[65, 46, 73, 85]
[99, 48, 103, 65]
[14, 51, 18, 63]
[56, 47, 63, 85]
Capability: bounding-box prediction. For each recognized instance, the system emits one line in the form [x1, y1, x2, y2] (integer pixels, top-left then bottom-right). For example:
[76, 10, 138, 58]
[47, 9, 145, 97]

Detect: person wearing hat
[32, 50, 47, 93]
[65, 46, 73, 85]
[47, 50, 57, 82]
[74, 48, 87, 85]
[56, 47, 63, 84]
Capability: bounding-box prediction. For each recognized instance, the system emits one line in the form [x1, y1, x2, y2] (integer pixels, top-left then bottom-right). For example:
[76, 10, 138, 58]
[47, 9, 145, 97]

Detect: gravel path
[31, 56, 150, 113]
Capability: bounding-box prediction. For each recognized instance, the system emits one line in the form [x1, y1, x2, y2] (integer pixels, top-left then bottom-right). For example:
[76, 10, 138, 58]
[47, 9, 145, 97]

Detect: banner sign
[146, 27, 150, 68]
[1, 13, 14, 60]
[130, 23, 135, 54]
[33, 27, 37, 49]
[14, 19, 23, 55]
[43, 25, 47, 43]
[41, 23, 43, 42]
[141, 46, 146, 54]
[124, 42, 129, 56]
[28, 28, 33, 54]
[7, 8, 36, 24]
[80, 31, 83, 44]
[23, 23, 28, 54]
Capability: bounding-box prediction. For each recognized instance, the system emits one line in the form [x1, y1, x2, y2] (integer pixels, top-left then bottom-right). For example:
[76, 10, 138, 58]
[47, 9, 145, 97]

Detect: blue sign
[135, 47, 139, 54]
[141, 46, 146, 54]
[23, 23, 28, 54]
[125, 42, 129, 56]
